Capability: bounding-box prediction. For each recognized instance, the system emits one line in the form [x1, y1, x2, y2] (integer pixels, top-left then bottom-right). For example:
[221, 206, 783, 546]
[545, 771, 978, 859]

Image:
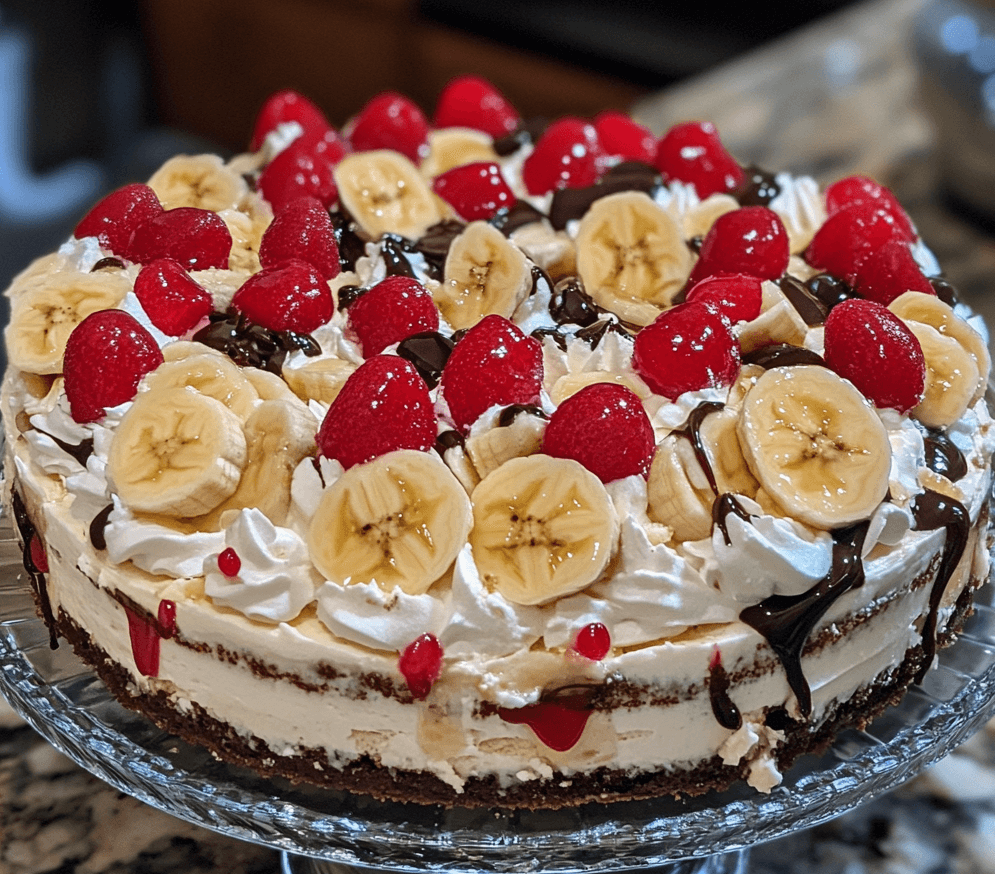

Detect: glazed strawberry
[825, 174, 916, 240]
[848, 239, 935, 306]
[543, 383, 654, 483]
[63, 309, 164, 423]
[594, 111, 656, 165]
[572, 622, 611, 661]
[433, 75, 521, 138]
[654, 121, 745, 198]
[346, 276, 439, 357]
[684, 273, 763, 325]
[440, 314, 543, 433]
[134, 258, 213, 336]
[249, 89, 330, 152]
[74, 183, 163, 260]
[232, 258, 333, 334]
[259, 195, 341, 279]
[688, 206, 790, 285]
[398, 633, 443, 700]
[127, 207, 232, 270]
[258, 126, 346, 213]
[632, 302, 741, 399]
[432, 161, 515, 221]
[521, 118, 603, 195]
[316, 355, 437, 468]
[805, 200, 915, 280]
[348, 91, 430, 163]
[823, 298, 925, 413]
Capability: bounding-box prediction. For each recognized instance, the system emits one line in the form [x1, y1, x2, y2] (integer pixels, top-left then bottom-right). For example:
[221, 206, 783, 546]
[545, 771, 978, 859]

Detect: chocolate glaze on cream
[923, 429, 969, 482]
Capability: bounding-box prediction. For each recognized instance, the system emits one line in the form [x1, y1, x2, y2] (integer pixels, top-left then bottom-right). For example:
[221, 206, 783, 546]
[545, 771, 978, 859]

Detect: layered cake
[3, 79, 994, 808]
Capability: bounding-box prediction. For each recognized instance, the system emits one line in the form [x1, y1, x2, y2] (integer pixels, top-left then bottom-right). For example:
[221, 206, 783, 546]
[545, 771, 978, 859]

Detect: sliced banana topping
[334, 150, 441, 240]
[420, 127, 498, 179]
[737, 366, 891, 530]
[575, 190, 692, 327]
[151, 345, 260, 421]
[905, 321, 979, 429]
[735, 281, 808, 354]
[147, 154, 248, 212]
[437, 221, 531, 329]
[107, 385, 248, 518]
[284, 356, 357, 404]
[469, 455, 618, 606]
[308, 449, 472, 596]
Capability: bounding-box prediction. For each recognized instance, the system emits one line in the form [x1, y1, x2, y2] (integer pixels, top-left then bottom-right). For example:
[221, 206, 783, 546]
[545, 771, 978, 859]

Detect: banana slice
[889, 290, 990, 405]
[420, 127, 498, 179]
[469, 455, 618, 606]
[679, 193, 739, 241]
[220, 206, 271, 274]
[284, 356, 357, 404]
[151, 345, 260, 420]
[147, 154, 248, 212]
[737, 366, 891, 529]
[549, 371, 650, 406]
[308, 449, 471, 595]
[905, 321, 980, 429]
[437, 221, 531, 329]
[334, 150, 441, 240]
[575, 191, 692, 327]
[7, 272, 131, 373]
[735, 281, 808, 354]
[107, 385, 247, 518]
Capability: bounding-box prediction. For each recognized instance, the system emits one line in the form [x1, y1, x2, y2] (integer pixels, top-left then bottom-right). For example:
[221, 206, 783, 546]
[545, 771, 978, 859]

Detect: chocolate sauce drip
[417, 219, 465, 279]
[736, 165, 781, 207]
[193, 312, 319, 374]
[89, 503, 114, 551]
[549, 276, 600, 327]
[708, 655, 743, 730]
[910, 489, 970, 681]
[241, 172, 258, 192]
[43, 432, 94, 467]
[930, 277, 959, 307]
[10, 489, 58, 648]
[378, 234, 418, 278]
[713, 493, 754, 546]
[742, 343, 827, 370]
[492, 117, 549, 157]
[336, 284, 366, 309]
[805, 273, 853, 311]
[434, 429, 465, 456]
[574, 318, 631, 349]
[529, 327, 568, 351]
[395, 331, 455, 388]
[530, 264, 553, 297]
[490, 200, 546, 236]
[764, 707, 793, 732]
[740, 520, 871, 717]
[673, 401, 725, 494]
[923, 429, 968, 482]
[779, 275, 829, 326]
[90, 256, 126, 272]
[548, 161, 660, 230]
[328, 209, 367, 271]
[497, 403, 548, 428]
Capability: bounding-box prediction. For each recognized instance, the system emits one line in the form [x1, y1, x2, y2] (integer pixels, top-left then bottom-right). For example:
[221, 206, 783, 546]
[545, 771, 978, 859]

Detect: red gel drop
[399, 633, 443, 699]
[218, 547, 241, 577]
[498, 685, 596, 752]
[573, 622, 611, 661]
[125, 607, 160, 677]
[29, 533, 49, 573]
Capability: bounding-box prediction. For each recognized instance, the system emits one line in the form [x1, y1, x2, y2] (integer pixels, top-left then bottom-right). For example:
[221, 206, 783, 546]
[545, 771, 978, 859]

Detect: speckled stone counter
[6, 0, 995, 871]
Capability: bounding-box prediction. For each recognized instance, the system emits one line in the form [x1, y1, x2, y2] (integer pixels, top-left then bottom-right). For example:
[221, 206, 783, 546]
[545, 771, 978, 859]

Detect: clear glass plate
[3, 508, 995, 873]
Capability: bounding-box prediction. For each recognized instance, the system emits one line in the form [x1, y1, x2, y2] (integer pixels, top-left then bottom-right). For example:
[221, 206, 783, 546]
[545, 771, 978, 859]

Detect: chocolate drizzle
[779, 275, 829, 326]
[909, 489, 970, 681]
[11, 489, 58, 648]
[740, 520, 871, 717]
[43, 432, 94, 467]
[743, 343, 827, 370]
[490, 200, 546, 236]
[923, 429, 968, 482]
[193, 312, 320, 374]
[378, 234, 418, 278]
[395, 331, 455, 388]
[90, 256, 126, 272]
[713, 493, 754, 546]
[89, 503, 114, 551]
[497, 404, 548, 428]
[708, 650, 743, 730]
[736, 165, 781, 207]
[548, 161, 660, 230]
[805, 273, 853, 311]
[328, 209, 367, 271]
[549, 276, 600, 327]
[416, 220, 464, 279]
[673, 401, 725, 494]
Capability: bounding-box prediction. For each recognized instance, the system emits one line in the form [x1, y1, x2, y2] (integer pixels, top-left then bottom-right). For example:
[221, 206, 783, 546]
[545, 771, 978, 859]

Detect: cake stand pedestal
[4, 513, 995, 874]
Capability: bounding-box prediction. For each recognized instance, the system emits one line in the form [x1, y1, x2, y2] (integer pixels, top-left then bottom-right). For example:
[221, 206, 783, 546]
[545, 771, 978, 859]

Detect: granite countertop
[6, 0, 995, 871]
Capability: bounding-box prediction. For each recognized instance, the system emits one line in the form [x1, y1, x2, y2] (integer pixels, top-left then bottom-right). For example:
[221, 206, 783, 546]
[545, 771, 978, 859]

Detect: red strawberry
[232, 259, 333, 334]
[259, 195, 341, 279]
[432, 161, 516, 221]
[398, 633, 444, 700]
[316, 355, 437, 468]
[654, 121, 745, 197]
[348, 92, 430, 163]
[258, 126, 346, 213]
[688, 206, 790, 285]
[825, 174, 916, 240]
[440, 315, 543, 433]
[632, 302, 741, 399]
[346, 276, 439, 357]
[805, 200, 915, 280]
[63, 310, 164, 423]
[521, 118, 603, 196]
[134, 258, 213, 336]
[684, 273, 763, 325]
[823, 298, 925, 413]
[848, 239, 935, 305]
[594, 111, 656, 165]
[128, 207, 232, 271]
[249, 89, 330, 152]
[543, 383, 655, 483]
[433, 75, 521, 139]
[74, 183, 163, 260]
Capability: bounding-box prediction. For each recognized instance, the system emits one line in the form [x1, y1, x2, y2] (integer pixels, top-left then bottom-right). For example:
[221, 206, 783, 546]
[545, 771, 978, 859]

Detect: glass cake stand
[4, 511, 995, 874]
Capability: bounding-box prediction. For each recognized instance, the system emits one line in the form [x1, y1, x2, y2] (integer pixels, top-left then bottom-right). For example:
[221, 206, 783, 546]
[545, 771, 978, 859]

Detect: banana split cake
[2, 80, 994, 808]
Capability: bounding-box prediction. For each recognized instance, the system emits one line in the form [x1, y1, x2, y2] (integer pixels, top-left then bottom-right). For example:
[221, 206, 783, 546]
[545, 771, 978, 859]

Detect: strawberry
[398, 633, 444, 700]
[848, 239, 935, 306]
[258, 126, 346, 213]
[432, 161, 516, 221]
[805, 199, 915, 280]
[440, 314, 543, 433]
[232, 259, 333, 334]
[632, 302, 741, 399]
[825, 174, 916, 240]
[543, 383, 655, 483]
[134, 258, 213, 336]
[823, 298, 926, 413]
[316, 355, 437, 468]
[654, 121, 745, 197]
[249, 89, 330, 152]
[348, 91, 430, 163]
[259, 195, 341, 279]
[594, 111, 656, 165]
[433, 75, 521, 138]
[684, 273, 763, 325]
[688, 206, 790, 285]
[63, 309, 164, 423]
[74, 183, 163, 260]
[521, 118, 603, 196]
[127, 207, 232, 271]
[346, 276, 439, 357]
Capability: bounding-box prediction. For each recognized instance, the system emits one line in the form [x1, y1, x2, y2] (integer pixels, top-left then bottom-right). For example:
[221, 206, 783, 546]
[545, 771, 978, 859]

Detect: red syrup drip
[29, 533, 49, 572]
[399, 633, 443, 699]
[125, 599, 177, 677]
[498, 685, 596, 752]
